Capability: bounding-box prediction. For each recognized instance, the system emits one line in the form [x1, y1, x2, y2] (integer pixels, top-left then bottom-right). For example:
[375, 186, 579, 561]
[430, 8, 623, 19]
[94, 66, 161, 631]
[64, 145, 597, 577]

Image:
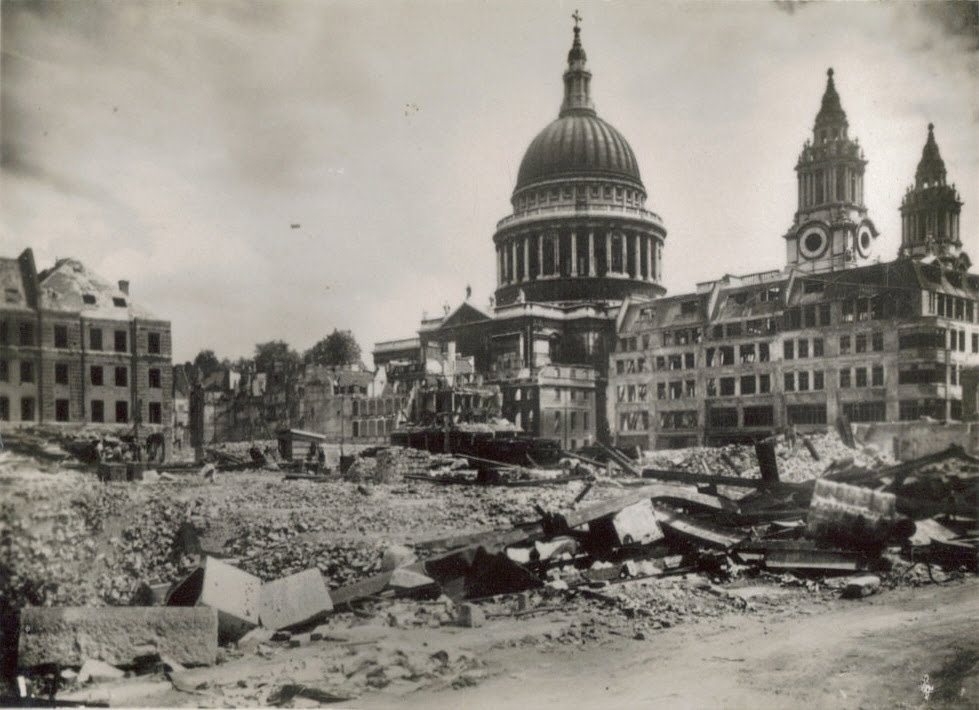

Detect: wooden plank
[651, 504, 747, 550]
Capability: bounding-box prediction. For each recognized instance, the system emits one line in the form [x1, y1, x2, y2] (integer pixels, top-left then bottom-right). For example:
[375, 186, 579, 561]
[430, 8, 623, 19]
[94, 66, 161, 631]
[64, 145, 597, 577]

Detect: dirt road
[361, 579, 978, 710]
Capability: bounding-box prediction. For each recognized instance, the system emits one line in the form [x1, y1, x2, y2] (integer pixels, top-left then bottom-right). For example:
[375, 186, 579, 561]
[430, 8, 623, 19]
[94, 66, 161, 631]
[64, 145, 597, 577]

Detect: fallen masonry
[3, 428, 978, 705]
[17, 607, 218, 668]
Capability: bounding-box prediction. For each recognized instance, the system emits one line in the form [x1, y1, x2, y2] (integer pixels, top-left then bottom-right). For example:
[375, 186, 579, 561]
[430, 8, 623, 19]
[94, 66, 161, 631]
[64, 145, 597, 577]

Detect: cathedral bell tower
[784, 69, 879, 272]
[899, 124, 968, 269]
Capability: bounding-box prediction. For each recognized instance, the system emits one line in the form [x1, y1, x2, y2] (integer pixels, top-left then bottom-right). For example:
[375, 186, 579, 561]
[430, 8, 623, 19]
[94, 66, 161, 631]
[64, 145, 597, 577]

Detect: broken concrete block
[610, 499, 664, 546]
[17, 607, 218, 668]
[807, 479, 898, 548]
[381, 545, 417, 571]
[259, 569, 333, 632]
[388, 568, 438, 594]
[77, 659, 125, 684]
[456, 604, 485, 628]
[841, 575, 881, 599]
[166, 557, 260, 644]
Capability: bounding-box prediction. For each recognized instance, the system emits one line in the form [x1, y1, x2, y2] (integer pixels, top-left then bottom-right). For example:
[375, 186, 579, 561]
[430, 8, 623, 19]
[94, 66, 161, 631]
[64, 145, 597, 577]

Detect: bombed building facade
[377, 31, 977, 452]
[188, 363, 407, 447]
[611, 73, 978, 449]
[0, 248, 173, 449]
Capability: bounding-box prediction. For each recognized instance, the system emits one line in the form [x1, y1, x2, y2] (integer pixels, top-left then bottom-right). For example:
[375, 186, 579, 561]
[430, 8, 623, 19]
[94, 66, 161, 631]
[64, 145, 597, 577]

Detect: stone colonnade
[496, 227, 662, 286]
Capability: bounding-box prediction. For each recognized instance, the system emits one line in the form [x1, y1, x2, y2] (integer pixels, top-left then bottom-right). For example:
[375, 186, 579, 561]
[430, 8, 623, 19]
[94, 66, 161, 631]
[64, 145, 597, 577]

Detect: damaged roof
[37, 258, 161, 320]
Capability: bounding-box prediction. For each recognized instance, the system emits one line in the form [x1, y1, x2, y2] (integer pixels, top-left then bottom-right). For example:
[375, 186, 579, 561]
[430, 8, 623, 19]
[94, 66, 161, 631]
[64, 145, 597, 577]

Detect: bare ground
[360, 578, 979, 710]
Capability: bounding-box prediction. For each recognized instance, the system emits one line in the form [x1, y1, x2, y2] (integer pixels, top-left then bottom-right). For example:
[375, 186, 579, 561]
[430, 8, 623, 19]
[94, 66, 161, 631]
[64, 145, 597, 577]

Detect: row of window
[0, 396, 162, 424]
[926, 292, 977, 323]
[0, 360, 161, 388]
[618, 410, 650, 432]
[626, 292, 978, 351]
[899, 399, 962, 421]
[660, 410, 699, 430]
[350, 398, 404, 417]
[0, 320, 163, 353]
[623, 397, 969, 435]
[516, 184, 643, 212]
[898, 328, 979, 352]
[350, 418, 395, 438]
[837, 366, 885, 389]
[784, 337, 827, 359]
[838, 332, 885, 355]
[627, 397, 967, 434]
[706, 374, 774, 397]
[897, 363, 965, 386]
[615, 329, 976, 376]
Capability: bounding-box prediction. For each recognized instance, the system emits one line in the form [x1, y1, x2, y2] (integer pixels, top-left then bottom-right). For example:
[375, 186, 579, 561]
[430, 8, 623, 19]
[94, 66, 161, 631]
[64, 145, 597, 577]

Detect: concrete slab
[166, 557, 260, 644]
[259, 569, 333, 631]
[610, 498, 664, 546]
[18, 607, 218, 668]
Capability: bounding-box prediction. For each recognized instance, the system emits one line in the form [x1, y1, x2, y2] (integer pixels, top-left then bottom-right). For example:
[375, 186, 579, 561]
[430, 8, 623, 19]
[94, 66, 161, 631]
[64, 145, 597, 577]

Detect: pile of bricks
[374, 447, 433, 482]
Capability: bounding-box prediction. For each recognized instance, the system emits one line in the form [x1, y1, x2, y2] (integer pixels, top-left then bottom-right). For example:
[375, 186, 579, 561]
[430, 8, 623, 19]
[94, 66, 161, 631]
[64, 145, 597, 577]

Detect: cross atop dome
[561, 12, 594, 116]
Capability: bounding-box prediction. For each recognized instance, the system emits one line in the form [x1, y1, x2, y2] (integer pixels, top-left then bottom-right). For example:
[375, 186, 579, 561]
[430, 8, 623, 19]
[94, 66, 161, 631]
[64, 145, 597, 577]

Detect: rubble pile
[642, 431, 893, 483]
[227, 530, 386, 586]
[5, 432, 978, 706]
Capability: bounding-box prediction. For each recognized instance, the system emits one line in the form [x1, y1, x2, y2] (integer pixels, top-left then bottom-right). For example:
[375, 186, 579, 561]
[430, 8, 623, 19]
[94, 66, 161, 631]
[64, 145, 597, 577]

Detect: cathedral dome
[515, 113, 642, 192]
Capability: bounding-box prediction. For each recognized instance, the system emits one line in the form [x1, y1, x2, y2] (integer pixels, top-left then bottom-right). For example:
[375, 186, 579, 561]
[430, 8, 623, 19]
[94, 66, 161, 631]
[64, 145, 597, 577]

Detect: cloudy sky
[2, 0, 977, 363]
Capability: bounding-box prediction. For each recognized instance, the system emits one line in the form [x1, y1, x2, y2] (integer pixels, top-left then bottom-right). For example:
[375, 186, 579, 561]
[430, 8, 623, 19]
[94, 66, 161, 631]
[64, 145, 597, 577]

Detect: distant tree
[254, 340, 301, 374]
[305, 329, 362, 367]
[193, 349, 221, 377]
[222, 356, 253, 373]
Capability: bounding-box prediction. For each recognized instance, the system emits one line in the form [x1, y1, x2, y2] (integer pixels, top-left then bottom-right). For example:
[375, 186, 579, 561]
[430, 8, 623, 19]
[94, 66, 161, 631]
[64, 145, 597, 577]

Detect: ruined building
[375, 23, 665, 449]
[610, 72, 978, 449]
[0, 248, 173, 450]
[188, 362, 406, 447]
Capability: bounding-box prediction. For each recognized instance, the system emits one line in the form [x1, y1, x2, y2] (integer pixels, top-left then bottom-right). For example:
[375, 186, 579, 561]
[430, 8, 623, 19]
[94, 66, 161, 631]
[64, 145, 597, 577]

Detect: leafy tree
[254, 340, 301, 374]
[193, 349, 221, 377]
[222, 356, 254, 372]
[305, 329, 362, 367]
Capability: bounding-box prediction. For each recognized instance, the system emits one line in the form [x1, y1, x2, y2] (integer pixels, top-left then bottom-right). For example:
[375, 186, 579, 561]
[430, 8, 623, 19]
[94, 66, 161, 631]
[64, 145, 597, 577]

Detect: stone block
[259, 569, 333, 631]
[610, 498, 663, 546]
[456, 603, 484, 628]
[166, 557, 260, 644]
[18, 607, 218, 668]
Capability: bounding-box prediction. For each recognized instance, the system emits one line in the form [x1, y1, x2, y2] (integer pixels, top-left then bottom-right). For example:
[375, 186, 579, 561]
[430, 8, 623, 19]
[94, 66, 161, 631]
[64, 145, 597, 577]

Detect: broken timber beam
[597, 443, 642, 476]
[562, 483, 734, 530]
[414, 525, 542, 554]
[651, 504, 747, 550]
[642, 467, 787, 490]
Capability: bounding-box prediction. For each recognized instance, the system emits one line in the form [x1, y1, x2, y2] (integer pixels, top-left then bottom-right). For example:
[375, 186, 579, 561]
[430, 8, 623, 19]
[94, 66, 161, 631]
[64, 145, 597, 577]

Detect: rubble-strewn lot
[2, 430, 977, 707]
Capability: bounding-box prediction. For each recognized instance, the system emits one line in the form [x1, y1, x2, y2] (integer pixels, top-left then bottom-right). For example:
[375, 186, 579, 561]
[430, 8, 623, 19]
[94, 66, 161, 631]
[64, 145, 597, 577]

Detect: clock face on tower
[800, 227, 829, 259]
[856, 225, 874, 258]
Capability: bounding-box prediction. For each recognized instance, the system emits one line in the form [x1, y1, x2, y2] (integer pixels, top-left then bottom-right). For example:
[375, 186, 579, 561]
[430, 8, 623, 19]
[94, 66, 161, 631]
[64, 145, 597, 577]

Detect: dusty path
[360, 579, 979, 710]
